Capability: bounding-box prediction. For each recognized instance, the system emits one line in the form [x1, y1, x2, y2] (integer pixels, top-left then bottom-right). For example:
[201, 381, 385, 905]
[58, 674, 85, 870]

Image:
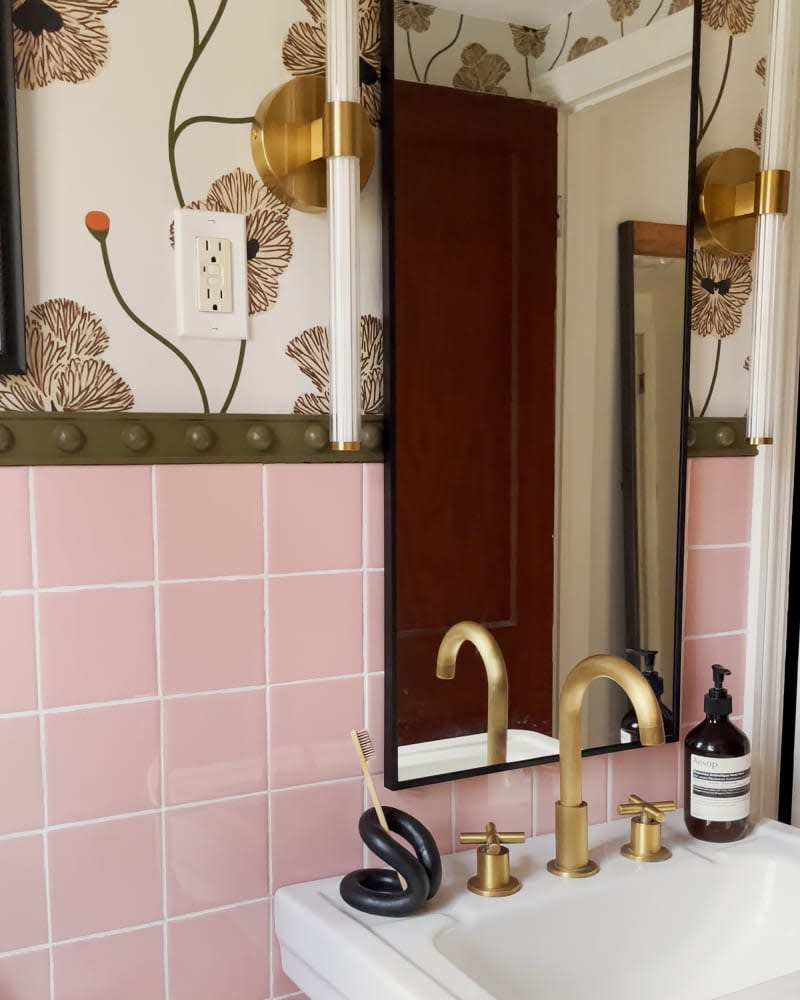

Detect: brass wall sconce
[696, 148, 790, 257]
[250, 0, 376, 452]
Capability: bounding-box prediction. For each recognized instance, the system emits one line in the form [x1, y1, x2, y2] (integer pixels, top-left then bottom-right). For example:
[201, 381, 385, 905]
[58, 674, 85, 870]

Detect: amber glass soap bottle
[684, 665, 751, 843]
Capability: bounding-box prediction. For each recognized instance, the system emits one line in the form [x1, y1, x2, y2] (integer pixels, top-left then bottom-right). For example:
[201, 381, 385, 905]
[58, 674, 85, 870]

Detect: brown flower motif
[701, 0, 756, 34]
[608, 0, 640, 21]
[691, 249, 752, 339]
[287, 315, 384, 415]
[283, 0, 382, 128]
[510, 24, 550, 58]
[0, 299, 133, 411]
[669, 0, 694, 11]
[11, 0, 118, 90]
[394, 1, 436, 32]
[453, 44, 510, 96]
[567, 36, 608, 61]
[182, 169, 293, 316]
[754, 57, 765, 148]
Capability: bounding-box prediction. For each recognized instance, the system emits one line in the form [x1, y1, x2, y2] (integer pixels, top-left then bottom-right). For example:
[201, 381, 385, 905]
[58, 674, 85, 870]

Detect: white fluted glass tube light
[748, 0, 796, 445]
[326, 0, 362, 451]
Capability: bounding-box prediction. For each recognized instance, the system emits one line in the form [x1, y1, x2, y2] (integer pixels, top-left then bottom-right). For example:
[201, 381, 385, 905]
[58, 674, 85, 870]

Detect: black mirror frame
[0, 4, 26, 376]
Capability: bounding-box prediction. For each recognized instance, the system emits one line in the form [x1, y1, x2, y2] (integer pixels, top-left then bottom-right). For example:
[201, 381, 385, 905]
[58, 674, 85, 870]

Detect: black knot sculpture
[339, 807, 442, 917]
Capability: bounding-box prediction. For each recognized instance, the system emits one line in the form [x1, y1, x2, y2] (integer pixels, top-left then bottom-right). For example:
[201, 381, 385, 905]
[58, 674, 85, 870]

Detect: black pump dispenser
[684, 663, 750, 843]
[620, 648, 673, 743]
[704, 664, 733, 716]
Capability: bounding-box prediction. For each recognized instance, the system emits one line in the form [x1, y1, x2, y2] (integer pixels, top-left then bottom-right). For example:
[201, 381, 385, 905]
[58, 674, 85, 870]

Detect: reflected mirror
[383, 0, 700, 787]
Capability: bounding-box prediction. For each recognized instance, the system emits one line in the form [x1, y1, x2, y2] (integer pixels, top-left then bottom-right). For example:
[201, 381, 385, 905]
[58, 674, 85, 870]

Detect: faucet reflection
[547, 654, 665, 878]
[436, 622, 508, 767]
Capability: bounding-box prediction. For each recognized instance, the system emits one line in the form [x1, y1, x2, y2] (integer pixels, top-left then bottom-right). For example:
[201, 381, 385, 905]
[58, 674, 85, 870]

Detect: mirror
[384, 0, 700, 787]
[0, 1, 26, 375]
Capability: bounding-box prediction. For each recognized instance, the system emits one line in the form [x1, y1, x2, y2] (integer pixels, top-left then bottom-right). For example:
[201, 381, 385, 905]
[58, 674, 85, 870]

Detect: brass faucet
[547, 654, 665, 879]
[436, 622, 508, 766]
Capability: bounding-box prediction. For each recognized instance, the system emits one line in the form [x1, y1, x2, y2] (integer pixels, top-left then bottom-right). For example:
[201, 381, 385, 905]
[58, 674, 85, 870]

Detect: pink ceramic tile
[268, 573, 362, 683]
[271, 781, 364, 889]
[160, 580, 265, 694]
[169, 901, 269, 1000]
[687, 458, 754, 546]
[54, 926, 165, 1000]
[46, 701, 160, 825]
[269, 678, 364, 788]
[0, 836, 48, 952]
[0, 950, 50, 999]
[608, 742, 680, 811]
[166, 796, 268, 916]
[165, 690, 267, 805]
[49, 815, 162, 940]
[683, 547, 750, 637]
[534, 756, 608, 835]
[682, 633, 747, 726]
[33, 467, 153, 587]
[39, 587, 157, 708]
[364, 463, 384, 570]
[0, 717, 43, 834]
[272, 897, 300, 997]
[455, 770, 533, 848]
[367, 673, 384, 774]
[0, 468, 32, 589]
[267, 465, 362, 573]
[0, 595, 37, 712]
[156, 465, 263, 581]
[365, 572, 384, 673]
[374, 775, 452, 853]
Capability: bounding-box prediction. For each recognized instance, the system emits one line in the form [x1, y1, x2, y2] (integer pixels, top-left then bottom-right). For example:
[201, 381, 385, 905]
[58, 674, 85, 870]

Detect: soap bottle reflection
[620, 648, 674, 744]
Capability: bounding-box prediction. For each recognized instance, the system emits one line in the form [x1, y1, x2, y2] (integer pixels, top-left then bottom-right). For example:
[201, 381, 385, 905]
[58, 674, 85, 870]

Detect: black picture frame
[0, 4, 26, 376]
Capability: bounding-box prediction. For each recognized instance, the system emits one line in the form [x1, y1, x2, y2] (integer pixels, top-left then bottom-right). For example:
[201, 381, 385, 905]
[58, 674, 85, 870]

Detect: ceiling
[431, 0, 598, 25]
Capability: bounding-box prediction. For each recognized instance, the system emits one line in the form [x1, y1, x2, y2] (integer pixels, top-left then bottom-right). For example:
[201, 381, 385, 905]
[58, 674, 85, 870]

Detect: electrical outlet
[174, 208, 249, 341]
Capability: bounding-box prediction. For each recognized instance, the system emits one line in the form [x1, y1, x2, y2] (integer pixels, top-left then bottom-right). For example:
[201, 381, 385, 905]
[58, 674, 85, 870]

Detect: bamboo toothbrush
[351, 729, 408, 890]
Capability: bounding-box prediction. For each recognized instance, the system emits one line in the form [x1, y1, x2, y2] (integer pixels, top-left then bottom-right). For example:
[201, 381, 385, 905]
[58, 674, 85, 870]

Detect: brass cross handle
[617, 794, 677, 824]
[617, 795, 676, 863]
[460, 822, 526, 855]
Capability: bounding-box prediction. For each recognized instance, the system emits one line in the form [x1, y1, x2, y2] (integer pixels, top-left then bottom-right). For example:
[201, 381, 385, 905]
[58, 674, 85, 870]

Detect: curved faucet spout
[436, 622, 509, 766]
[548, 653, 665, 878]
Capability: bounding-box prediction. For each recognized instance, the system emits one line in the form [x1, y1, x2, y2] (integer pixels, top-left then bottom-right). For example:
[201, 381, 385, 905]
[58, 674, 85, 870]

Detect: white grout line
[687, 542, 751, 551]
[361, 467, 371, 871]
[167, 895, 270, 925]
[263, 466, 276, 1000]
[27, 469, 55, 1000]
[683, 628, 748, 641]
[269, 672, 365, 690]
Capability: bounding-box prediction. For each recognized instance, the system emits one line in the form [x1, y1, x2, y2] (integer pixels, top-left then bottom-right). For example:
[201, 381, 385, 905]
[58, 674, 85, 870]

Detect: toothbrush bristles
[354, 729, 375, 760]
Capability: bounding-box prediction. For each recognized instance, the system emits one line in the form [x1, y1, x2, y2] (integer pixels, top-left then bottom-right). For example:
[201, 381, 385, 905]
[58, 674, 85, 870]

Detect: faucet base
[545, 858, 599, 879]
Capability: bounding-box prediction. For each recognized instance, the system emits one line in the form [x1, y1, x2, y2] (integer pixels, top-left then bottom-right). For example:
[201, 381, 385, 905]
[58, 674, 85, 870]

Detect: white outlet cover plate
[174, 208, 249, 341]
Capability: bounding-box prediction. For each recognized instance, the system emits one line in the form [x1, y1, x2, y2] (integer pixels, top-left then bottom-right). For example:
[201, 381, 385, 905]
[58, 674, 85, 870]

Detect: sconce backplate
[696, 148, 760, 256]
[251, 76, 375, 213]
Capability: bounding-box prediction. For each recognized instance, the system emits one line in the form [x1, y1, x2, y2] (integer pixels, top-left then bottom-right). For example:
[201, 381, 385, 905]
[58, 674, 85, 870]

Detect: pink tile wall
[0, 456, 753, 999]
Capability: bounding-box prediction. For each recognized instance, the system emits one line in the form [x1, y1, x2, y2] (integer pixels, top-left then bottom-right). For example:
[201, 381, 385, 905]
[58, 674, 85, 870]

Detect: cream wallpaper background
[4, 0, 768, 421]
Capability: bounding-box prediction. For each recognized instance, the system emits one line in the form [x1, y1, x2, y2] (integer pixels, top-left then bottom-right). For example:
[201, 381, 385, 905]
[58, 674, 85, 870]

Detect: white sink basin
[397, 729, 560, 782]
[275, 814, 800, 1000]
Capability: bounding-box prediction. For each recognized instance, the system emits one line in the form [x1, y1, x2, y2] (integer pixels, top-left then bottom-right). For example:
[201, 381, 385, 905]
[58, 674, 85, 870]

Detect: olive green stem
[423, 15, 464, 83]
[168, 0, 230, 206]
[221, 341, 247, 414]
[525, 55, 533, 94]
[698, 339, 722, 418]
[647, 0, 665, 26]
[100, 240, 210, 413]
[548, 13, 571, 71]
[688, 392, 696, 419]
[406, 30, 421, 83]
[174, 115, 255, 143]
[698, 35, 733, 145]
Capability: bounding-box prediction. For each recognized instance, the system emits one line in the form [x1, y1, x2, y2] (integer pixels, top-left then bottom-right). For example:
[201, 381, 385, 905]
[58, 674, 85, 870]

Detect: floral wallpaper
[2, 0, 768, 419]
[4, 0, 383, 415]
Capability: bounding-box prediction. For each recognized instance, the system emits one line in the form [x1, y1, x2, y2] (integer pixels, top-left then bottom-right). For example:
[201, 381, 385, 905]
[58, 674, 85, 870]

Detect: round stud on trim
[714, 424, 735, 448]
[0, 425, 14, 453]
[246, 423, 274, 452]
[304, 422, 329, 451]
[53, 424, 86, 454]
[360, 422, 382, 452]
[186, 424, 215, 453]
[687, 425, 697, 448]
[121, 424, 152, 453]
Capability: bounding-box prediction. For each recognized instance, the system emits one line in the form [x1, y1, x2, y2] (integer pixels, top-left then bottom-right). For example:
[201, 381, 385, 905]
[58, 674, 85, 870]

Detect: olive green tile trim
[688, 417, 758, 458]
[0, 413, 384, 466]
